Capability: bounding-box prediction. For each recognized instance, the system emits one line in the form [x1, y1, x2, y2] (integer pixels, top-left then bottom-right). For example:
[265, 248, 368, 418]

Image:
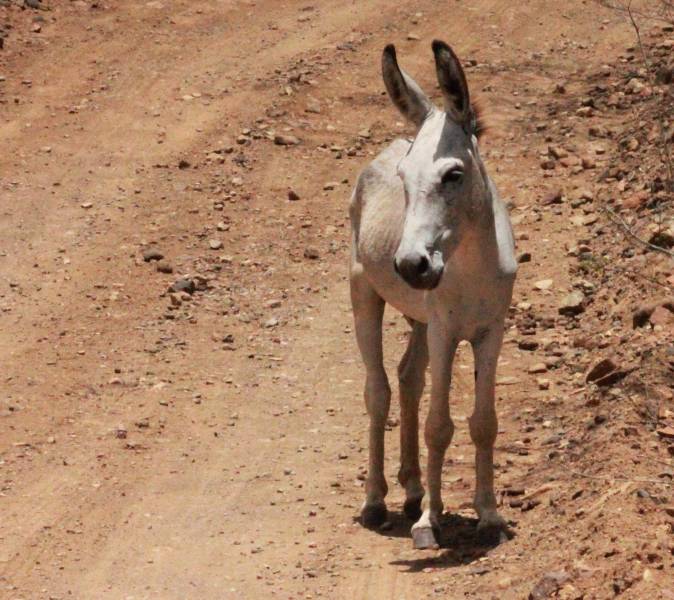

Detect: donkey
[349, 40, 517, 549]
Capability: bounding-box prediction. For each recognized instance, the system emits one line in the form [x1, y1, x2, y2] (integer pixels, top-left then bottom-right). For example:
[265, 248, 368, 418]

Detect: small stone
[274, 134, 300, 146]
[518, 252, 532, 263]
[156, 261, 173, 274]
[541, 189, 563, 205]
[142, 248, 164, 262]
[169, 278, 195, 295]
[581, 157, 596, 169]
[115, 425, 128, 439]
[537, 378, 550, 390]
[534, 279, 553, 291]
[32, 23, 42, 33]
[178, 159, 191, 169]
[656, 427, 674, 440]
[558, 291, 585, 316]
[528, 363, 547, 374]
[626, 77, 645, 94]
[585, 358, 627, 387]
[209, 239, 223, 250]
[303, 247, 320, 260]
[650, 305, 673, 327]
[407, 32, 420, 40]
[529, 571, 570, 600]
[323, 181, 339, 190]
[288, 189, 300, 201]
[518, 339, 539, 351]
[81, 202, 93, 209]
[548, 146, 568, 159]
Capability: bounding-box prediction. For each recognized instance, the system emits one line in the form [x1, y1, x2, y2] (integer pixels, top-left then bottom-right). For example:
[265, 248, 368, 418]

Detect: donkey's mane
[471, 99, 487, 140]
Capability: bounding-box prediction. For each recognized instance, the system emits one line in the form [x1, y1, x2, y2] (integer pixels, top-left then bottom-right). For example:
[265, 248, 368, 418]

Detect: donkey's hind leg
[351, 270, 390, 528]
[397, 319, 428, 521]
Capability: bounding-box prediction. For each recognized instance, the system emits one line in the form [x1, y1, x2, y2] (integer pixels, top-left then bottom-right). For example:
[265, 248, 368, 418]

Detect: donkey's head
[384, 41, 488, 290]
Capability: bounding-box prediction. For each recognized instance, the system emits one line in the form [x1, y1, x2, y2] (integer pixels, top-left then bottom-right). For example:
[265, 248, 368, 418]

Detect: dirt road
[1, 1, 672, 598]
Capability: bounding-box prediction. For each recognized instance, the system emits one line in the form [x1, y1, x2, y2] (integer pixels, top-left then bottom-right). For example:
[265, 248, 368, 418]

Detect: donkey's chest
[430, 267, 514, 336]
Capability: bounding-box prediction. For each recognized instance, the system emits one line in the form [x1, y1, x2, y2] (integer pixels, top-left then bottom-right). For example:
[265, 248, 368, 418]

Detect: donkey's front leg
[351, 276, 390, 528]
[470, 326, 508, 542]
[411, 323, 457, 549]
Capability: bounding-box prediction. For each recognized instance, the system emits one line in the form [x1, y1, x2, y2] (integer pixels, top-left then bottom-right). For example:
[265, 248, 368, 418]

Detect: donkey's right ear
[382, 44, 433, 128]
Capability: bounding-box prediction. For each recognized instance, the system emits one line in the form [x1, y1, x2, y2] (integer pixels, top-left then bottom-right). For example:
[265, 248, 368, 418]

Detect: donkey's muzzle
[393, 253, 442, 290]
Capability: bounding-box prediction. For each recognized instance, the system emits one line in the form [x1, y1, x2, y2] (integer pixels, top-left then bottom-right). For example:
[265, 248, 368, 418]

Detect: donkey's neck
[449, 180, 517, 278]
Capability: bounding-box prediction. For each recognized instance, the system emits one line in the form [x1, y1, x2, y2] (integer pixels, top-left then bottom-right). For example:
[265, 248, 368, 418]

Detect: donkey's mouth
[397, 266, 444, 290]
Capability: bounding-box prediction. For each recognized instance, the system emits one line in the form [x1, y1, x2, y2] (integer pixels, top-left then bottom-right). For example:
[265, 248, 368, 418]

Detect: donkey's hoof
[403, 497, 423, 521]
[361, 503, 388, 529]
[476, 515, 511, 545]
[411, 526, 439, 550]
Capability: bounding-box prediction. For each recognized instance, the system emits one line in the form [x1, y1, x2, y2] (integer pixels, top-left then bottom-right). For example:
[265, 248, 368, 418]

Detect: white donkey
[349, 40, 517, 549]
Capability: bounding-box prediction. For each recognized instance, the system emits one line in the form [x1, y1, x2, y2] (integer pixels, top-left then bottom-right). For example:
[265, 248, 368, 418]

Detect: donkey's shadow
[359, 511, 512, 572]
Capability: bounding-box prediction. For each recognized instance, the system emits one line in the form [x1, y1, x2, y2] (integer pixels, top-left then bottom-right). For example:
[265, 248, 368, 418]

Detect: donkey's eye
[441, 169, 464, 186]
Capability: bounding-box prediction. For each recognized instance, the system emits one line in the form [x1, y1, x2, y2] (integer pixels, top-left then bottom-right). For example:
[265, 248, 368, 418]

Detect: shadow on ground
[357, 510, 514, 572]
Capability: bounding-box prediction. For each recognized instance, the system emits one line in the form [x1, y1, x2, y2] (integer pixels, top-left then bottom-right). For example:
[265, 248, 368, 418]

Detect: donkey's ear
[382, 44, 433, 128]
[432, 40, 470, 124]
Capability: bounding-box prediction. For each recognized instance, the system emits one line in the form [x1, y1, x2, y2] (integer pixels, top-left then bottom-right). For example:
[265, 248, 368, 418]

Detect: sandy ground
[1, 1, 672, 599]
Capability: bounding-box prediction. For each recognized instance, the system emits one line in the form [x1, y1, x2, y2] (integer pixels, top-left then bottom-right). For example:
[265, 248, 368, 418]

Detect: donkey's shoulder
[352, 138, 410, 203]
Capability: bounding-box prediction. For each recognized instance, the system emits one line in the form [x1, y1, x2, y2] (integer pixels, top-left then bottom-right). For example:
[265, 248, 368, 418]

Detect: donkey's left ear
[432, 40, 471, 125]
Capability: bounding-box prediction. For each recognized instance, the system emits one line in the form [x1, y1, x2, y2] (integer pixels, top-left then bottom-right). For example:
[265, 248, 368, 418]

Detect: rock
[585, 358, 627, 387]
[305, 101, 321, 114]
[537, 378, 550, 390]
[518, 252, 532, 263]
[534, 279, 553, 291]
[542, 189, 563, 205]
[528, 363, 548, 374]
[623, 190, 650, 210]
[529, 571, 571, 600]
[178, 159, 191, 169]
[169, 278, 195, 295]
[323, 181, 339, 191]
[558, 291, 585, 316]
[274, 134, 300, 146]
[655, 66, 673, 85]
[648, 228, 674, 250]
[626, 77, 645, 94]
[518, 339, 539, 351]
[581, 156, 596, 169]
[142, 248, 164, 262]
[540, 159, 556, 170]
[554, 82, 566, 94]
[650, 305, 673, 327]
[586, 358, 616, 382]
[209, 239, 223, 250]
[156, 261, 173, 274]
[633, 299, 674, 328]
[288, 189, 300, 201]
[548, 146, 568, 159]
[264, 317, 279, 328]
[497, 376, 521, 386]
[31, 23, 42, 33]
[407, 32, 420, 40]
[657, 427, 674, 440]
[303, 247, 320, 260]
[115, 425, 128, 439]
[81, 202, 93, 209]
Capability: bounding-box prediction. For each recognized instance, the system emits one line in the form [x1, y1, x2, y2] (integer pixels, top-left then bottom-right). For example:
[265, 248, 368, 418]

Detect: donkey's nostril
[417, 255, 429, 275]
